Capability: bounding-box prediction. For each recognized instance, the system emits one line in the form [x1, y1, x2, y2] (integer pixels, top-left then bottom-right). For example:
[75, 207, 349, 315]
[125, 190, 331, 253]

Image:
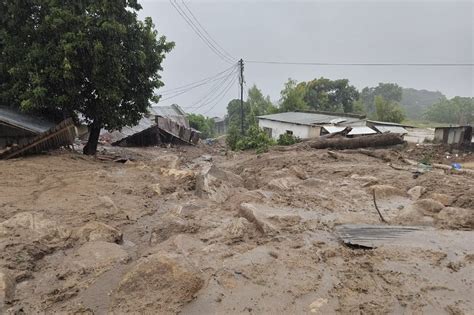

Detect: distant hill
[400, 88, 446, 120]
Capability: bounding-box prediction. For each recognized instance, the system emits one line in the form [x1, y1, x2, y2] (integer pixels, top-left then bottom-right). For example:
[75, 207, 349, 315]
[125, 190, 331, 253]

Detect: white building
[257, 111, 368, 140]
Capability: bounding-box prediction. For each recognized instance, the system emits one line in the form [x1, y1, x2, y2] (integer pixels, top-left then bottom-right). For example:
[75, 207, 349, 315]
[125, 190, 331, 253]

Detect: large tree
[278, 78, 308, 112]
[360, 83, 403, 113]
[304, 78, 359, 113]
[425, 96, 473, 125]
[374, 96, 406, 123]
[0, 0, 174, 155]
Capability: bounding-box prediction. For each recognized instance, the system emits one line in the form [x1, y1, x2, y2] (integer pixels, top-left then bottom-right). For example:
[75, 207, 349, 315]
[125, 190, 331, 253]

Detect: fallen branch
[372, 190, 387, 223]
[307, 133, 405, 150]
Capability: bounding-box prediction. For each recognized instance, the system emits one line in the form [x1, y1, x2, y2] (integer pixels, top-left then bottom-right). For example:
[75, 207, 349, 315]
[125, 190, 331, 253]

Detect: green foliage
[235, 126, 275, 153]
[278, 78, 308, 112]
[425, 96, 473, 125]
[0, 0, 174, 154]
[226, 125, 241, 151]
[187, 113, 215, 139]
[374, 96, 406, 123]
[277, 133, 300, 146]
[360, 83, 403, 113]
[304, 78, 359, 113]
[226, 85, 275, 132]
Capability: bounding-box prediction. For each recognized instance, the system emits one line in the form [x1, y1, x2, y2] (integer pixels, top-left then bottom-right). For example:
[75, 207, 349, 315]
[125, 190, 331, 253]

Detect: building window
[263, 127, 272, 138]
[286, 130, 293, 135]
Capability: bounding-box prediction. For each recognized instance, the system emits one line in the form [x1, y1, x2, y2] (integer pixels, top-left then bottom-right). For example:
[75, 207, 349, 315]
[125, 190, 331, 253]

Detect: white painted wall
[258, 119, 320, 140]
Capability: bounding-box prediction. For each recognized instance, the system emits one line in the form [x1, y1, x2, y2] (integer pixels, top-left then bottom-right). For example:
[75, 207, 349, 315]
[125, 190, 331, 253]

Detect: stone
[150, 183, 161, 196]
[110, 252, 204, 314]
[74, 221, 123, 244]
[161, 168, 195, 180]
[195, 165, 243, 202]
[290, 166, 308, 180]
[413, 199, 445, 213]
[267, 176, 299, 190]
[227, 217, 251, 239]
[71, 241, 129, 270]
[0, 269, 15, 311]
[429, 193, 454, 206]
[350, 174, 379, 182]
[436, 207, 474, 229]
[239, 203, 277, 235]
[407, 186, 426, 200]
[0, 212, 71, 243]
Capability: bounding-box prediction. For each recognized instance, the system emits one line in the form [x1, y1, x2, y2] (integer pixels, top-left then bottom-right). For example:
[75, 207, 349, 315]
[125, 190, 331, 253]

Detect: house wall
[258, 119, 320, 140]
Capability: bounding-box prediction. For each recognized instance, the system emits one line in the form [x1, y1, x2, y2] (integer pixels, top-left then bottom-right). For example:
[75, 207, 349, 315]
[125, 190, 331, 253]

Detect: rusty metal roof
[0, 106, 55, 134]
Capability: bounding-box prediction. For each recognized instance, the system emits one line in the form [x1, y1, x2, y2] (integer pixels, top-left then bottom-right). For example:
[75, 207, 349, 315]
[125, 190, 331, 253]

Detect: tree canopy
[278, 78, 308, 112]
[187, 113, 215, 139]
[425, 96, 473, 125]
[374, 96, 406, 123]
[304, 78, 359, 113]
[359, 83, 403, 113]
[0, 0, 174, 154]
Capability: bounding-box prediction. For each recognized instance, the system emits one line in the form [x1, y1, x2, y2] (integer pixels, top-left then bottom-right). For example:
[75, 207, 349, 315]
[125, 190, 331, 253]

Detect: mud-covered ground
[0, 143, 473, 314]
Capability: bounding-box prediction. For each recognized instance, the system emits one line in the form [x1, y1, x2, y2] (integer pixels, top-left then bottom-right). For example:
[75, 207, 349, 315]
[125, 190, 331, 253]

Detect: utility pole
[239, 58, 244, 135]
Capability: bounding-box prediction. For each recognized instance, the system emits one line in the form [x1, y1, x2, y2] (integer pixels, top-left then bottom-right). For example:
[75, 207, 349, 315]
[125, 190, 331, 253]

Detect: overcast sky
[139, 0, 474, 117]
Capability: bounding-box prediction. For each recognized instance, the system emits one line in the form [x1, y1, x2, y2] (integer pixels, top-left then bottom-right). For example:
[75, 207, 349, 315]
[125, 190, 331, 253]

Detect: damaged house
[257, 111, 370, 139]
[108, 104, 200, 147]
[0, 106, 75, 159]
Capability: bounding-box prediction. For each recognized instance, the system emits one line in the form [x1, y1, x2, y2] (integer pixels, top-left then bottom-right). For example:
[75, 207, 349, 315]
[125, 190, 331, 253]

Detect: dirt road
[0, 144, 473, 314]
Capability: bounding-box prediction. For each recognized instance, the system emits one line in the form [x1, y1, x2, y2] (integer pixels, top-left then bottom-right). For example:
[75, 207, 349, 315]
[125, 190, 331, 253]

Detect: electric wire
[245, 60, 474, 67]
[180, 0, 235, 62]
[170, 0, 234, 64]
[201, 74, 238, 115]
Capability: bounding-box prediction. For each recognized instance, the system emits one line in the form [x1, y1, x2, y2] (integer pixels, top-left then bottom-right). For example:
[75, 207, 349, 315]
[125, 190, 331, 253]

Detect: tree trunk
[308, 133, 405, 150]
[83, 120, 101, 155]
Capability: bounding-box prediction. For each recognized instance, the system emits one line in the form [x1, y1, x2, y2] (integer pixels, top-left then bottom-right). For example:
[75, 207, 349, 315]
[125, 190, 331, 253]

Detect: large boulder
[429, 193, 454, 206]
[413, 199, 445, 214]
[110, 252, 204, 314]
[436, 207, 474, 230]
[73, 221, 123, 244]
[0, 212, 70, 244]
[71, 241, 129, 271]
[407, 186, 426, 200]
[0, 269, 15, 312]
[195, 165, 243, 202]
[239, 203, 278, 235]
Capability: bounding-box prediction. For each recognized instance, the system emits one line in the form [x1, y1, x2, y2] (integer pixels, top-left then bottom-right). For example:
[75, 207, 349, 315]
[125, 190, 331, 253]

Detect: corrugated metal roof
[322, 125, 376, 135]
[150, 104, 186, 117]
[348, 126, 377, 135]
[367, 120, 413, 128]
[373, 125, 408, 134]
[258, 112, 363, 126]
[0, 106, 55, 134]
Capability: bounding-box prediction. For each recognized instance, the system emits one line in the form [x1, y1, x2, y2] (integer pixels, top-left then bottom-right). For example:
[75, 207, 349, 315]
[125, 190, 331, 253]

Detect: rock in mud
[0, 212, 71, 244]
[227, 217, 252, 239]
[71, 241, 129, 271]
[239, 203, 277, 235]
[407, 186, 426, 200]
[73, 221, 123, 244]
[413, 199, 445, 213]
[290, 166, 308, 180]
[195, 165, 243, 202]
[436, 207, 474, 229]
[0, 269, 15, 311]
[429, 193, 454, 206]
[110, 252, 204, 314]
[267, 176, 300, 190]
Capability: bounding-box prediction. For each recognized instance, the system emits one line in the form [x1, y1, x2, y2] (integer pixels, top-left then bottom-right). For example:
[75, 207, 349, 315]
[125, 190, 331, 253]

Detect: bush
[226, 126, 241, 150]
[227, 125, 275, 153]
[277, 133, 300, 146]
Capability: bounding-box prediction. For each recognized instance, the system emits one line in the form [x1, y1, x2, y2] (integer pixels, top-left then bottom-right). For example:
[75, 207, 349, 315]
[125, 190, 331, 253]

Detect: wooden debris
[307, 133, 405, 150]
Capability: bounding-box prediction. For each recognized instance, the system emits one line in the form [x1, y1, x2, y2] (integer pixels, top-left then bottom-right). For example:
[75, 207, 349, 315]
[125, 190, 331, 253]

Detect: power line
[185, 67, 239, 110]
[245, 60, 474, 67]
[159, 64, 237, 100]
[170, 0, 234, 64]
[180, 0, 235, 62]
[201, 74, 238, 115]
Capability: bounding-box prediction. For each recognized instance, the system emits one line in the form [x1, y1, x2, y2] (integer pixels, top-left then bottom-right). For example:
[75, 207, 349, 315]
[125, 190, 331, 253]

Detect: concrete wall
[258, 119, 321, 140]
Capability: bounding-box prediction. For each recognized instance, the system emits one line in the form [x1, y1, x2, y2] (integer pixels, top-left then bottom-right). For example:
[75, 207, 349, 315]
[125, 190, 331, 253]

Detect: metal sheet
[257, 112, 363, 126]
[374, 125, 408, 134]
[348, 126, 377, 135]
[0, 106, 55, 134]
